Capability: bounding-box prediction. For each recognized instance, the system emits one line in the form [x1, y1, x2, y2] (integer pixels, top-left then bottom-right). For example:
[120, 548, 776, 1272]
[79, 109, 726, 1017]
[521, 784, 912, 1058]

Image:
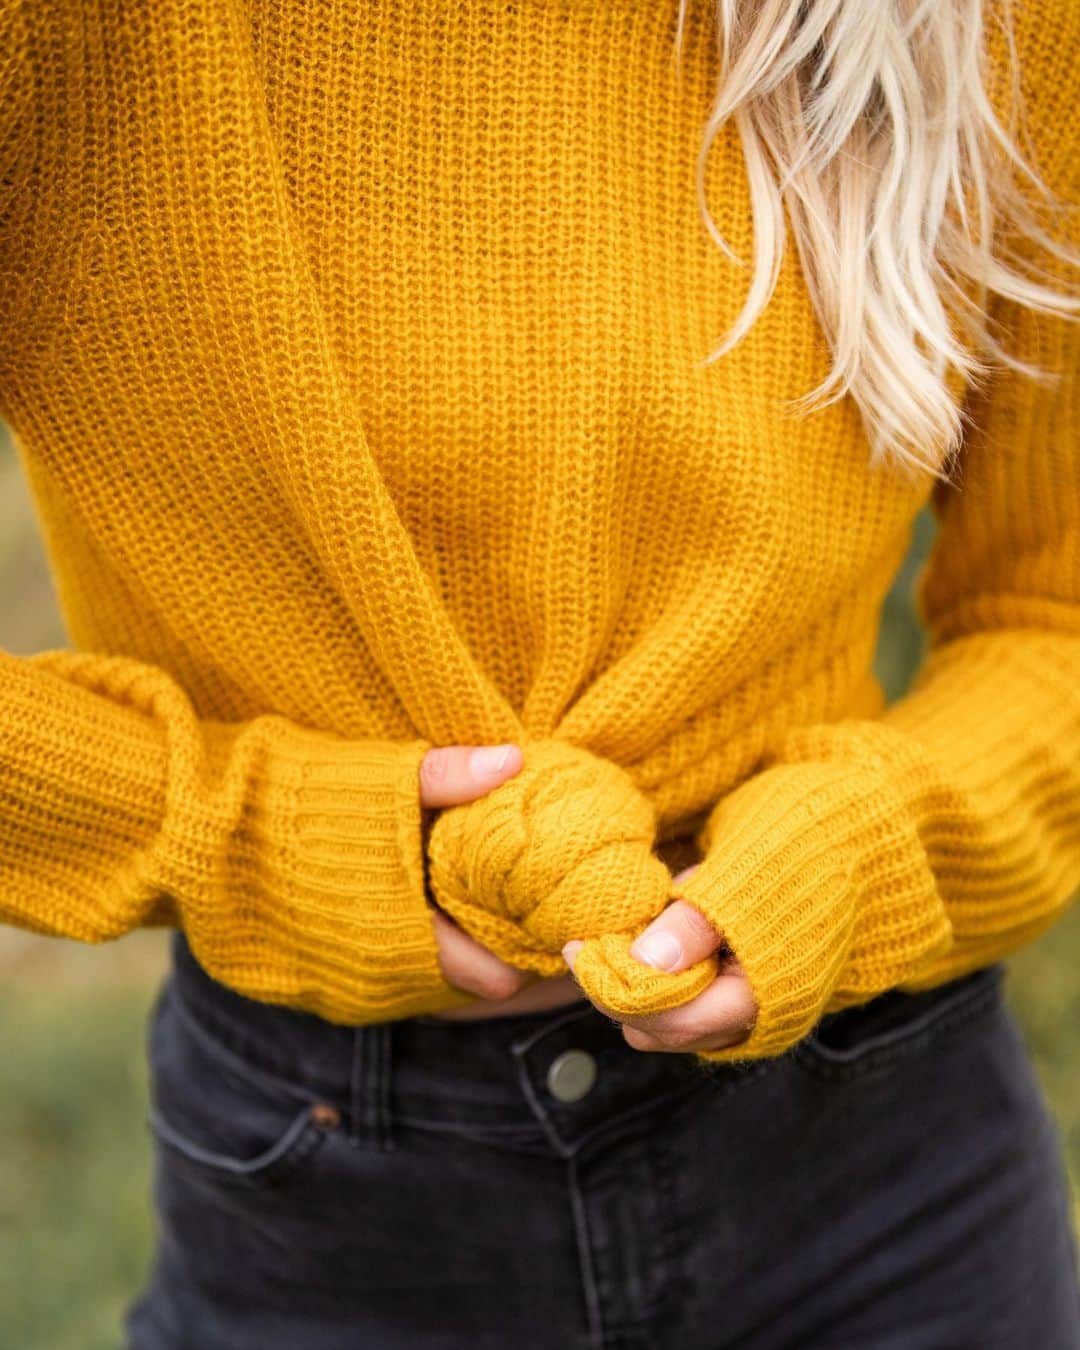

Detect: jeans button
[546, 1049, 597, 1103]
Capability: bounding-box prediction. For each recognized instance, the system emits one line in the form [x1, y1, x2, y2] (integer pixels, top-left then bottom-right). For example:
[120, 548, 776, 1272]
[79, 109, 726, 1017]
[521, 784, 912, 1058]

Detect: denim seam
[511, 1043, 710, 1160]
[412, 999, 591, 1029]
[511, 1013, 717, 1159]
[386, 1120, 556, 1159]
[170, 944, 347, 1091]
[595, 1136, 677, 1345]
[509, 1003, 603, 1058]
[812, 964, 1002, 1058]
[646, 1115, 687, 1330]
[567, 1151, 606, 1350]
[375, 1023, 396, 1152]
[515, 1049, 576, 1159]
[348, 1023, 397, 1151]
[146, 1102, 327, 1185]
[165, 984, 334, 1110]
[792, 965, 1005, 1082]
[349, 1028, 365, 1147]
[392, 1113, 551, 1136]
[700, 1059, 776, 1099]
[537, 1076, 715, 1164]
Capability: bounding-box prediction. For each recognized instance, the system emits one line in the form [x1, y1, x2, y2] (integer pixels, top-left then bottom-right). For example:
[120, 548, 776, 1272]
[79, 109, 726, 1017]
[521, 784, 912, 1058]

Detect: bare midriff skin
[428, 971, 587, 1020]
[418, 743, 702, 1022]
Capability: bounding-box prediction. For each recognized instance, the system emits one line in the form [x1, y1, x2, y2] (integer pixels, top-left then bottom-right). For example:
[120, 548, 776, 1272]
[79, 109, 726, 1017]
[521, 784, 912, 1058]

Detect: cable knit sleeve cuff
[183, 730, 474, 1025]
[667, 746, 954, 1066]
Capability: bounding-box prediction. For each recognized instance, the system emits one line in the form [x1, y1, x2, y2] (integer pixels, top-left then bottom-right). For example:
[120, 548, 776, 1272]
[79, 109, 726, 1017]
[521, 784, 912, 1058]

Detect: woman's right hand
[419, 743, 585, 1016]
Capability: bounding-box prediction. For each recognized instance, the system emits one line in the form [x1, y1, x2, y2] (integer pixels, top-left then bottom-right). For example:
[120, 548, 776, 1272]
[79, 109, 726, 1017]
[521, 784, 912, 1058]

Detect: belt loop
[375, 1021, 396, 1153]
[349, 1022, 396, 1152]
[348, 1026, 368, 1148]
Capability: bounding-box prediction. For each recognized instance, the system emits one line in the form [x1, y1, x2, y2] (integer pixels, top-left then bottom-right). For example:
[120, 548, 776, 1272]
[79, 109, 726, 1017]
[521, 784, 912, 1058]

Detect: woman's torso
[0, 1, 939, 851]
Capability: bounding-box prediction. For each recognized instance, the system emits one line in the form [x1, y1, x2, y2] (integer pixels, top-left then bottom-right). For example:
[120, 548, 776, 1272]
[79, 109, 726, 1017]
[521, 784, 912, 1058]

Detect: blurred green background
[1, 424, 1078, 1349]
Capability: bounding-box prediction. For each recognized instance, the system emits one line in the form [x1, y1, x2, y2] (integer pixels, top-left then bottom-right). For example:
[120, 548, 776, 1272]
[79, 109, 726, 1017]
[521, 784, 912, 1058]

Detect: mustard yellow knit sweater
[1, 1, 1078, 1064]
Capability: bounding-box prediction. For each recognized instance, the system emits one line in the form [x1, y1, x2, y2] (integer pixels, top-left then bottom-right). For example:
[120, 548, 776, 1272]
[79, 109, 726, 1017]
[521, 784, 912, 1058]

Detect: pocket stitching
[165, 984, 322, 1110]
[792, 965, 1005, 1082]
[148, 986, 340, 1188]
[147, 1101, 331, 1187]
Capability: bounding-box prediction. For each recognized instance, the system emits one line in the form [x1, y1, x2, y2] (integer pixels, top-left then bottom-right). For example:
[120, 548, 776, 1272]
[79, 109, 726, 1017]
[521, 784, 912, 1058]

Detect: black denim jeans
[125, 931, 1080, 1349]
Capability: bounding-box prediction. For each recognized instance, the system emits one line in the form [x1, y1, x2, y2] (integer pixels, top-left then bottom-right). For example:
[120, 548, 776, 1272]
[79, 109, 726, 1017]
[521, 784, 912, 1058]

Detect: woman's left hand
[561, 865, 760, 1055]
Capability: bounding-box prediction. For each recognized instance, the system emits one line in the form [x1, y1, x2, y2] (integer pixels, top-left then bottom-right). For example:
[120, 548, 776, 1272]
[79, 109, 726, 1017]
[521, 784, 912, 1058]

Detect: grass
[0, 447, 1078, 1348]
[0, 975, 164, 1349]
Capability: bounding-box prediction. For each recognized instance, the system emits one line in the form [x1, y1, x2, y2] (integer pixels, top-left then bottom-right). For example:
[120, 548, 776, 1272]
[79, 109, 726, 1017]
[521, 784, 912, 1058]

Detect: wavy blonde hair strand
[677, 0, 1080, 480]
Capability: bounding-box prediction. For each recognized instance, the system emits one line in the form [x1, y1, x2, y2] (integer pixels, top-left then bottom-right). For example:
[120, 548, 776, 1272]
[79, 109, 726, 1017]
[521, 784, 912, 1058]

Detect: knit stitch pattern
[426, 738, 718, 1008]
[0, 1, 1077, 1062]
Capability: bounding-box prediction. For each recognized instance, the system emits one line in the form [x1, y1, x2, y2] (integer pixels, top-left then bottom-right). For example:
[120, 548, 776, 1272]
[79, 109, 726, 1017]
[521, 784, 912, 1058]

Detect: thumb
[669, 862, 743, 973]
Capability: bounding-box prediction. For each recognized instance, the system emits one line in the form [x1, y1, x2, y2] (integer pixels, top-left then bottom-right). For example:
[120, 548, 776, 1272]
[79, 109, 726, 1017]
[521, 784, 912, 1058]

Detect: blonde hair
[676, 0, 1080, 480]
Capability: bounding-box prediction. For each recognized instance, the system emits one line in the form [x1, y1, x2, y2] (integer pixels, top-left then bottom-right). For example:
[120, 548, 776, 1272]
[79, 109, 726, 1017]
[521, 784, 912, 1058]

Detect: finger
[560, 940, 711, 1038]
[430, 905, 534, 1002]
[667, 865, 740, 967]
[429, 974, 583, 1022]
[620, 972, 759, 1053]
[628, 898, 723, 974]
[418, 743, 523, 809]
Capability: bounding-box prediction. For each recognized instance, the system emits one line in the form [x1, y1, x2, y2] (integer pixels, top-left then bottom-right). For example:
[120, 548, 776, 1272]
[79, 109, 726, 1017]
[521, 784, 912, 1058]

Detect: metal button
[545, 1049, 597, 1103]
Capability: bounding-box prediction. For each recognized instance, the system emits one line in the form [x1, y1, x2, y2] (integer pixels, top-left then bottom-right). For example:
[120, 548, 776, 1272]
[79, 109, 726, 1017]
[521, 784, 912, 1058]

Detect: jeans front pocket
[145, 981, 341, 1192]
[791, 961, 1006, 1083]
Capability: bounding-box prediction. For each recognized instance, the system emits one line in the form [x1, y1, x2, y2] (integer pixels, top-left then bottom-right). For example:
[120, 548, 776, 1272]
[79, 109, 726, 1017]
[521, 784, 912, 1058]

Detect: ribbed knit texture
[0, 2, 1077, 1061]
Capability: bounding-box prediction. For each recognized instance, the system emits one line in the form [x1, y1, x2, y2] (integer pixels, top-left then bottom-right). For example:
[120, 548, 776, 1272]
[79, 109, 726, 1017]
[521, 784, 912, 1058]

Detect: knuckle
[738, 1002, 759, 1036]
[434, 949, 471, 988]
[420, 746, 451, 786]
[728, 981, 758, 1029]
[679, 902, 721, 948]
[475, 966, 528, 1002]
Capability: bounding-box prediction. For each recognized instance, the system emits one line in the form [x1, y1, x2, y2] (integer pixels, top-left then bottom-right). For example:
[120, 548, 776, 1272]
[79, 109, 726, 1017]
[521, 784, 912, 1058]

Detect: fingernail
[469, 744, 513, 776]
[630, 931, 683, 972]
[562, 941, 583, 971]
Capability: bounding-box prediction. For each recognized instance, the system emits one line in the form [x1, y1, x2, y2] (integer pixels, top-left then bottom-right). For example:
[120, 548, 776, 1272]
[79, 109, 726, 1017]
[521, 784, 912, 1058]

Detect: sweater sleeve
[0, 646, 472, 1021]
[674, 229, 1080, 1066]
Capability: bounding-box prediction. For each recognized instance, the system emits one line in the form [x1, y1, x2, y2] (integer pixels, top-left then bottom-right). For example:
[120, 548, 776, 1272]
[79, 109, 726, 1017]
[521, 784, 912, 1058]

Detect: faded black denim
[125, 931, 1080, 1349]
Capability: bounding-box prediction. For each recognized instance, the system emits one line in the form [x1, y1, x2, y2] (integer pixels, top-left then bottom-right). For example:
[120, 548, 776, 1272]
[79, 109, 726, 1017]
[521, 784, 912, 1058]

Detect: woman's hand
[417, 749, 756, 1035]
[562, 865, 760, 1054]
[420, 743, 585, 1018]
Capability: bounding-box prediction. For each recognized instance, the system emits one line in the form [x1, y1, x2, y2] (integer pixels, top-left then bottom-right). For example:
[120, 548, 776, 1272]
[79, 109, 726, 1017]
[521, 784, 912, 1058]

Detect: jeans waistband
[166, 931, 733, 1159]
